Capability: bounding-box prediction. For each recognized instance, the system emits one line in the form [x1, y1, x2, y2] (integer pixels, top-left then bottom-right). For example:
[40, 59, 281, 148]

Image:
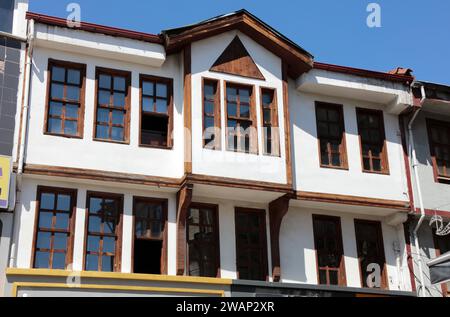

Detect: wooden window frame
[234, 207, 269, 281]
[312, 214, 347, 287]
[432, 225, 450, 297]
[44, 59, 86, 139]
[260, 87, 280, 157]
[354, 219, 388, 290]
[31, 186, 78, 270]
[139, 74, 174, 149]
[224, 81, 258, 154]
[356, 108, 390, 175]
[315, 102, 348, 170]
[93, 67, 131, 145]
[202, 78, 222, 150]
[426, 118, 450, 183]
[186, 203, 221, 278]
[83, 191, 124, 273]
[131, 196, 168, 275]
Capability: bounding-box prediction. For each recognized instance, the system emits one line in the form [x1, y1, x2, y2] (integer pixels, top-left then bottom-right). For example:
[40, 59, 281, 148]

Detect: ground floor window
[235, 208, 268, 281]
[84, 192, 123, 272]
[187, 204, 220, 278]
[354, 220, 387, 289]
[312, 215, 346, 286]
[33, 187, 77, 270]
[133, 197, 168, 274]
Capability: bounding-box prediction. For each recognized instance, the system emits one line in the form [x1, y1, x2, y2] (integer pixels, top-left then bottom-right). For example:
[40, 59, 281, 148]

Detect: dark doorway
[133, 239, 163, 274]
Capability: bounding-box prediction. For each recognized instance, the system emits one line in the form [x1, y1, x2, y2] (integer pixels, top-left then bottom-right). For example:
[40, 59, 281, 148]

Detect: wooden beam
[282, 62, 293, 187]
[269, 194, 291, 282]
[176, 183, 193, 275]
[184, 44, 192, 174]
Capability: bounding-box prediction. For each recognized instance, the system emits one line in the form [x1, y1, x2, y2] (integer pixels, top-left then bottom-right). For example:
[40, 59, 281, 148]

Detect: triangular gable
[210, 36, 265, 80]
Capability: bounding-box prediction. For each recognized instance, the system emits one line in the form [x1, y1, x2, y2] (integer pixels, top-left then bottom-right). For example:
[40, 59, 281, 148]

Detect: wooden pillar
[269, 194, 291, 282]
[183, 44, 192, 174]
[176, 183, 193, 276]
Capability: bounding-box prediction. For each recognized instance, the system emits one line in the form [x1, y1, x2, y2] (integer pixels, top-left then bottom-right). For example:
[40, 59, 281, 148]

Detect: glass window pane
[41, 193, 55, 210]
[142, 97, 153, 112]
[51, 83, 64, 100]
[113, 92, 125, 108]
[114, 77, 126, 91]
[262, 92, 273, 106]
[65, 104, 79, 119]
[103, 218, 116, 234]
[49, 118, 62, 134]
[103, 237, 116, 254]
[102, 256, 114, 272]
[96, 125, 109, 140]
[329, 271, 339, 285]
[87, 236, 100, 252]
[64, 120, 78, 136]
[88, 216, 101, 233]
[86, 254, 99, 271]
[142, 81, 153, 96]
[66, 86, 80, 101]
[227, 87, 237, 102]
[204, 83, 215, 100]
[227, 103, 237, 117]
[263, 109, 271, 124]
[372, 159, 382, 171]
[204, 116, 214, 131]
[55, 212, 69, 230]
[239, 89, 250, 103]
[240, 105, 250, 118]
[49, 102, 63, 117]
[67, 69, 81, 85]
[204, 101, 214, 115]
[112, 110, 124, 125]
[52, 66, 65, 82]
[89, 198, 103, 214]
[36, 231, 51, 249]
[98, 90, 111, 105]
[52, 252, 66, 269]
[363, 158, 371, 171]
[156, 83, 167, 97]
[54, 233, 68, 250]
[111, 127, 124, 141]
[99, 74, 111, 89]
[97, 108, 109, 124]
[156, 98, 168, 113]
[39, 212, 53, 229]
[35, 251, 50, 269]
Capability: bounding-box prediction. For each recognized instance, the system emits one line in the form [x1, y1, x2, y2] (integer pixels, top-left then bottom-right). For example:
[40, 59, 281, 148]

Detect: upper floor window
[133, 197, 168, 274]
[33, 187, 77, 270]
[354, 220, 387, 289]
[312, 215, 346, 286]
[226, 83, 257, 154]
[356, 108, 389, 174]
[427, 119, 450, 181]
[203, 79, 221, 150]
[0, 0, 14, 34]
[187, 204, 220, 278]
[140, 75, 173, 148]
[261, 88, 280, 156]
[235, 208, 268, 281]
[45, 60, 86, 138]
[94, 68, 131, 144]
[315, 102, 348, 169]
[85, 192, 123, 272]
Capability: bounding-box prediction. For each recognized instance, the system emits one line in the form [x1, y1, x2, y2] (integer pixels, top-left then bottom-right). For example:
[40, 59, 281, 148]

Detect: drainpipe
[8, 19, 34, 267]
[408, 84, 426, 297]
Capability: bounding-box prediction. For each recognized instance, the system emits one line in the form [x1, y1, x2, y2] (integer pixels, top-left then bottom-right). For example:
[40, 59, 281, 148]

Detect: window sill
[93, 138, 130, 145]
[320, 164, 349, 171]
[139, 144, 173, 150]
[362, 170, 390, 176]
[44, 132, 83, 140]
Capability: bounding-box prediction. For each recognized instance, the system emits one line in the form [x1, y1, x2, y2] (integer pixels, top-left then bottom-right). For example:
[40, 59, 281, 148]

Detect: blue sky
[29, 0, 450, 85]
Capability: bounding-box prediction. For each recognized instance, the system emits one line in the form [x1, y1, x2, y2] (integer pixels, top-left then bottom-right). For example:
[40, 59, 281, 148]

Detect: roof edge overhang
[162, 9, 314, 78]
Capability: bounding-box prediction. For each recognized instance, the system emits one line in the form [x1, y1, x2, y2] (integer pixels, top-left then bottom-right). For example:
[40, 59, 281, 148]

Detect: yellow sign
[0, 156, 12, 209]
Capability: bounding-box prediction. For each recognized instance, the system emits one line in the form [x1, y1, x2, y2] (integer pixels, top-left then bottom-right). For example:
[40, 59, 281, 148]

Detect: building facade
[1, 8, 447, 297]
[0, 0, 29, 297]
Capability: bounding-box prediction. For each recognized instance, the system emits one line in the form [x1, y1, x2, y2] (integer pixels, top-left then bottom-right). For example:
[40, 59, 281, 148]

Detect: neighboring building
[0, 0, 29, 297]
[400, 81, 450, 297]
[0, 9, 424, 297]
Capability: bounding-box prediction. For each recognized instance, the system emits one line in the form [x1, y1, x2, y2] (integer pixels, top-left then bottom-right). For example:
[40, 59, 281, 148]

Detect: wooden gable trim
[164, 11, 313, 78]
[268, 194, 291, 282]
[176, 184, 193, 276]
[210, 36, 265, 80]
